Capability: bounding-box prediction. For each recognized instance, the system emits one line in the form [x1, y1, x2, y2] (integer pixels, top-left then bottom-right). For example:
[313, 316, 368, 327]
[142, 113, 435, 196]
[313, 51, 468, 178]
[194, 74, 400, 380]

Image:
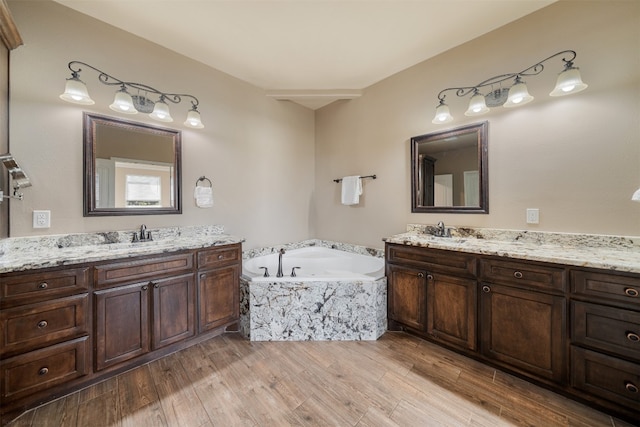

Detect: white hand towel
[341, 176, 362, 205]
[194, 186, 214, 208]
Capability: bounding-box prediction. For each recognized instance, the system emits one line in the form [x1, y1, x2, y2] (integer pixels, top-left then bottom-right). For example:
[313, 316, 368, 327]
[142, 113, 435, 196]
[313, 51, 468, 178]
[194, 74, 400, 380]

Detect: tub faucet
[277, 248, 285, 277]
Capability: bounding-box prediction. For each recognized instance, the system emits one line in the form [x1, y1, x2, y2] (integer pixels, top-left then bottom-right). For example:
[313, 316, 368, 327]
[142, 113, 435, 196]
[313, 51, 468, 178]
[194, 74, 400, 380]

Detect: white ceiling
[53, 0, 555, 109]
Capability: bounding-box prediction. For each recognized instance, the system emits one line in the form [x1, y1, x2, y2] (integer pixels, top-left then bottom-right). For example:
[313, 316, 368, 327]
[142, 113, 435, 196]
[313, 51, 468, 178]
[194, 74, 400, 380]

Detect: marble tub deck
[240, 240, 387, 342]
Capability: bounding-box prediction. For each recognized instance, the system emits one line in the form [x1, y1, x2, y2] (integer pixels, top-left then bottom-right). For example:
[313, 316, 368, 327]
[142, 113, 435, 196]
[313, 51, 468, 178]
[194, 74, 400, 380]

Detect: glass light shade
[432, 103, 453, 124]
[504, 81, 534, 108]
[149, 101, 173, 122]
[109, 90, 137, 114]
[550, 67, 588, 96]
[184, 109, 204, 129]
[464, 93, 490, 116]
[59, 77, 94, 105]
[632, 188, 640, 202]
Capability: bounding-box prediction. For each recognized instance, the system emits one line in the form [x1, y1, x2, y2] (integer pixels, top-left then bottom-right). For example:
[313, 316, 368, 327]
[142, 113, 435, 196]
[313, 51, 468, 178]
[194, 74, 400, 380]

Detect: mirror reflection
[84, 113, 182, 216]
[411, 121, 488, 214]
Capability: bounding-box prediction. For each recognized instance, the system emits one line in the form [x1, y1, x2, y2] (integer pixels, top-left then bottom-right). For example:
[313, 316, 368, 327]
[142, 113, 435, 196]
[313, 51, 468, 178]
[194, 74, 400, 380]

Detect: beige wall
[6, 1, 640, 251]
[7, 0, 315, 250]
[314, 1, 640, 248]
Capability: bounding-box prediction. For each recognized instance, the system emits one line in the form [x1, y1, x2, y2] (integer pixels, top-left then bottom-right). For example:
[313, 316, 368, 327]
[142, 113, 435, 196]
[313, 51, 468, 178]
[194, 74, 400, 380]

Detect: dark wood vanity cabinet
[387, 264, 427, 331]
[0, 267, 91, 405]
[386, 242, 640, 422]
[197, 244, 241, 332]
[386, 244, 476, 351]
[570, 269, 640, 411]
[93, 253, 196, 371]
[0, 243, 241, 424]
[479, 258, 567, 383]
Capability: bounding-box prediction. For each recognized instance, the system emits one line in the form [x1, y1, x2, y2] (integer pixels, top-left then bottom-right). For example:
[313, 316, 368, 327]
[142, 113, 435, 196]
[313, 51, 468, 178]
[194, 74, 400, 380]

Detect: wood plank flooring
[7, 332, 635, 427]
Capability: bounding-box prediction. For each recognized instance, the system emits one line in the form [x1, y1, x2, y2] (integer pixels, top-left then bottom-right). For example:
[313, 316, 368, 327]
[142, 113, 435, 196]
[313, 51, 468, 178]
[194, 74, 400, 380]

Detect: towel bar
[333, 174, 376, 183]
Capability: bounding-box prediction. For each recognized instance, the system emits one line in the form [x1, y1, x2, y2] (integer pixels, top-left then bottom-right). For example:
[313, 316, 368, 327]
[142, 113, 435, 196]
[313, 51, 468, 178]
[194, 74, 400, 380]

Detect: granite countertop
[0, 225, 244, 273]
[384, 225, 640, 274]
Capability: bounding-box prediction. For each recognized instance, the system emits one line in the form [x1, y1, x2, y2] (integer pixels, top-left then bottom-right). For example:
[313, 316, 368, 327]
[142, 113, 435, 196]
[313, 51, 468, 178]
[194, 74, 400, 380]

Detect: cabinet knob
[513, 271, 523, 279]
[624, 287, 639, 297]
[37, 320, 48, 329]
[142, 285, 148, 291]
[200, 274, 206, 279]
[626, 332, 640, 342]
[218, 254, 224, 260]
[482, 285, 491, 293]
[417, 272, 424, 278]
[624, 381, 638, 393]
[38, 367, 49, 376]
[38, 282, 48, 289]
[154, 283, 159, 289]
[426, 274, 434, 281]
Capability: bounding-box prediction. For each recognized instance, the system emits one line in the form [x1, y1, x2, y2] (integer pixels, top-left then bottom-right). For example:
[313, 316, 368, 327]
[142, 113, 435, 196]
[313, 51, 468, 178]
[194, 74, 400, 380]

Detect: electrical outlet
[33, 210, 51, 228]
[526, 208, 539, 224]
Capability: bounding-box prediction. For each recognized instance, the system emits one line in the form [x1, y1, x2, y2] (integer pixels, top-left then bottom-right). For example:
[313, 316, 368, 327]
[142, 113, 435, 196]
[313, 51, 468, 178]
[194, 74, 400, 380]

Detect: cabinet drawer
[0, 294, 88, 357]
[95, 253, 194, 287]
[1, 267, 90, 305]
[386, 244, 476, 277]
[571, 346, 640, 407]
[198, 244, 241, 270]
[572, 270, 640, 305]
[0, 336, 89, 400]
[480, 258, 566, 292]
[572, 301, 640, 361]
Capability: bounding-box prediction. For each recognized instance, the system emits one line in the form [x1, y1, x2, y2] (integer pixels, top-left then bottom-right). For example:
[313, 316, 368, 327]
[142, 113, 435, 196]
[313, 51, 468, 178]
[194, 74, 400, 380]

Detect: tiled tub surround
[240, 240, 387, 341]
[385, 224, 640, 274]
[0, 225, 242, 273]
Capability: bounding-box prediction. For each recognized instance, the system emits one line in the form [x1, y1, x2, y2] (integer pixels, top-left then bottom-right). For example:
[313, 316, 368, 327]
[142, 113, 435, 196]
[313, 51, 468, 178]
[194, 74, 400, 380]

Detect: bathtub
[240, 243, 387, 341]
[242, 246, 385, 282]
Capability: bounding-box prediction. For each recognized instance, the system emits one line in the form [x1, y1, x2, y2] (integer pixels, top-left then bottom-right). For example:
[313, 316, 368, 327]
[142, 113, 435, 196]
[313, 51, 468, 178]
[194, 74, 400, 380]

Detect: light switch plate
[33, 210, 51, 228]
[526, 208, 539, 224]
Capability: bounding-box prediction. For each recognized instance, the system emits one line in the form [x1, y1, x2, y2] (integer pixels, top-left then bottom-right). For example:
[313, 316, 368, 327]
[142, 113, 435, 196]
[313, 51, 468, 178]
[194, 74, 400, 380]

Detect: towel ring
[196, 176, 212, 187]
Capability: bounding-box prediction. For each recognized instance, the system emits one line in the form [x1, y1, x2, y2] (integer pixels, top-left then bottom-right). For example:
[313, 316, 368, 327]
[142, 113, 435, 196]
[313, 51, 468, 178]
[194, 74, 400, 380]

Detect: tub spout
[277, 248, 285, 277]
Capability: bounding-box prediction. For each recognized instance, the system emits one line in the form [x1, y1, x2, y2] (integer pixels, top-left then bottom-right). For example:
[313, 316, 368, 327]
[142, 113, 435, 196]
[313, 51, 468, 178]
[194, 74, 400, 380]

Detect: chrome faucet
[435, 221, 451, 237]
[276, 248, 285, 277]
[132, 224, 153, 242]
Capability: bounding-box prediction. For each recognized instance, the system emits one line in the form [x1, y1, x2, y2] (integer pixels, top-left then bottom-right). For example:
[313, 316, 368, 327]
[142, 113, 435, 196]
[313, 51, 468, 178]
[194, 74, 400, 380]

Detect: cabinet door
[94, 283, 150, 371]
[387, 264, 427, 331]
[480, 283, 566, 382]
[152, 274, 196, 349]
[198, 265, 239, 333]
[427, 273, 477, 350]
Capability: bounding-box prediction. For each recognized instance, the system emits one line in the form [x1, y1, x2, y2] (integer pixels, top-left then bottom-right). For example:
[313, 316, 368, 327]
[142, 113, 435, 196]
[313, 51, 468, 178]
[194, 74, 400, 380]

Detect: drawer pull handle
[426, 274, 434, 281]
[624, 287, 639, 297]
[625, 382, 638, 393]
[482, 285, 491, 293]
[513, 271, 523, 279]
[218, 254, 224, 260]
[626, 332, 640, 342]
[38, 367, 49, 376]
[417, 272, 424, 278]
[38, 282, 48, 289]
[37, 320, 48, 329]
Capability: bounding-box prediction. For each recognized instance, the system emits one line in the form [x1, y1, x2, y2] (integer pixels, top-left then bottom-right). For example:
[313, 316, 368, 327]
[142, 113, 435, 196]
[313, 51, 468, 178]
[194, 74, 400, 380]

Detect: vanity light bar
[60, 61, 204, 129]
[432, 50, 588, 124]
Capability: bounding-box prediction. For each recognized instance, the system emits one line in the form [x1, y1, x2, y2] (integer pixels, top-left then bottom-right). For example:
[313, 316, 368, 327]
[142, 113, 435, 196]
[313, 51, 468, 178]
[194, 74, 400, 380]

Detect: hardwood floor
[8, 332, 635, 427]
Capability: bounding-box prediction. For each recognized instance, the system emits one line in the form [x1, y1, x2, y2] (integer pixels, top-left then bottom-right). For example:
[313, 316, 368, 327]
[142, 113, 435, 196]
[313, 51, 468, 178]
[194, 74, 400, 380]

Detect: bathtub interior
[242, 245, 384, 281]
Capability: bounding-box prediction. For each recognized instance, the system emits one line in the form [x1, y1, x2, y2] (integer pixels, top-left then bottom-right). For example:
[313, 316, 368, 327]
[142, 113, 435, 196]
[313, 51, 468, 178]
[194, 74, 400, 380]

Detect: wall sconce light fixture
[632, 188, 640, 202]
[432, 50, 588, 124]
[60, 61, 204, 129]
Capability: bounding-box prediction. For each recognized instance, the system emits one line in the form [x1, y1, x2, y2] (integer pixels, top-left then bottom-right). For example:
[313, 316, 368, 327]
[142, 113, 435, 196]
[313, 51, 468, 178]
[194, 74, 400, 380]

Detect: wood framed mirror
[411, 121, 488, 214]
[83, 113, 182, 216]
